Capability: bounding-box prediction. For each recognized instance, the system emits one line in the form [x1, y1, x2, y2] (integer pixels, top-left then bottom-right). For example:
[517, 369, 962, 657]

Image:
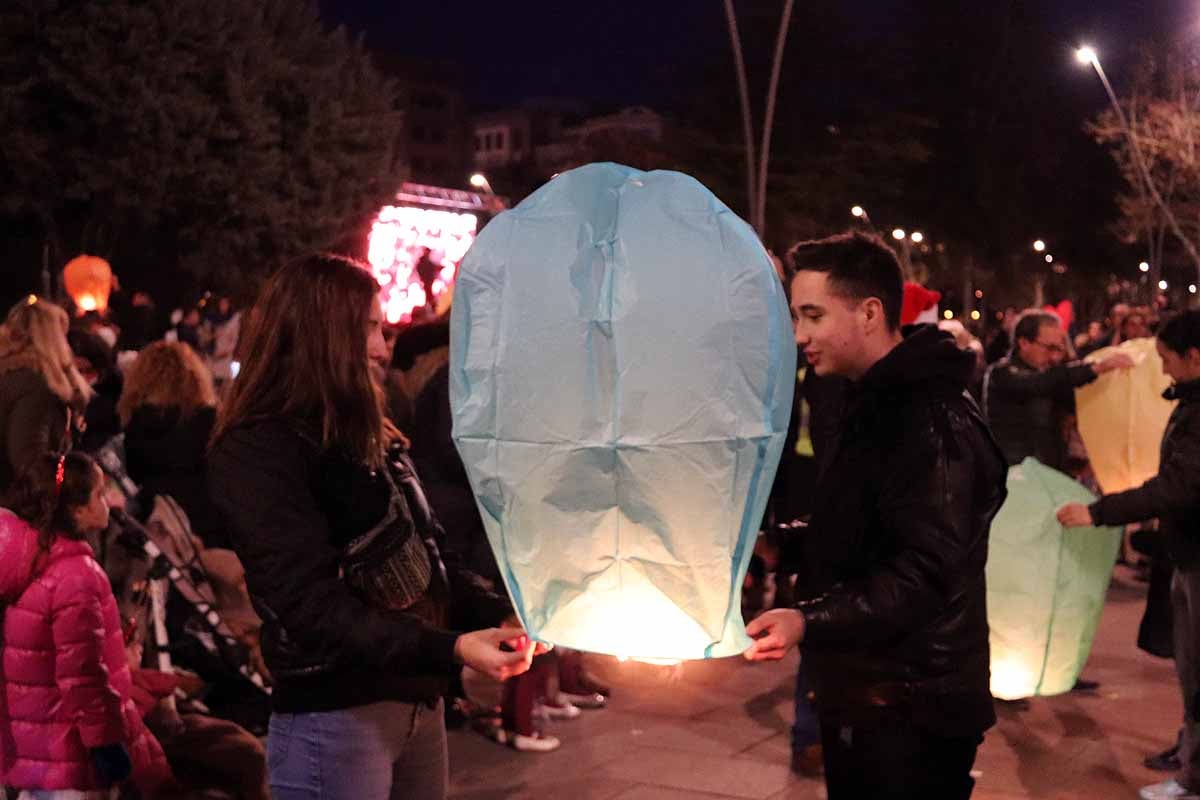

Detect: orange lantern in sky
[62, 255, 113, 315]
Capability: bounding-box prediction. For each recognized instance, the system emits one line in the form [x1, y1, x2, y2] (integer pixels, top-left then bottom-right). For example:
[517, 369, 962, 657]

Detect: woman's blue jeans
[267, 699, 447, 800]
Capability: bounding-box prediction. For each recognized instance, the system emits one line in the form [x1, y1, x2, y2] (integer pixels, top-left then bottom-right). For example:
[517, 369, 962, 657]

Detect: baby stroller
[95, 436, 271, 734]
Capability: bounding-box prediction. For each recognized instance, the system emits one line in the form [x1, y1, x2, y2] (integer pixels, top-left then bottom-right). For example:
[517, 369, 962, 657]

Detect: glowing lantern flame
[990, 658, 1037, 701]
[367, 205, 477, 325]
[62, 255, 113, 315]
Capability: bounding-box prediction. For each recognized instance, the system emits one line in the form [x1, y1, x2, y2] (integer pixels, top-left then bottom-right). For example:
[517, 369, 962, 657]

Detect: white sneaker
[1140, 779, 1200, 799]
[533, 700, 582, 721]
[555, 690, 607, 709]
[510, 732, 562, 752]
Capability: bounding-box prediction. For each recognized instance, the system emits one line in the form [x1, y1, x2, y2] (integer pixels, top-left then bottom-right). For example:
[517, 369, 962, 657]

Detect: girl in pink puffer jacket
[0, 452, 172, 799]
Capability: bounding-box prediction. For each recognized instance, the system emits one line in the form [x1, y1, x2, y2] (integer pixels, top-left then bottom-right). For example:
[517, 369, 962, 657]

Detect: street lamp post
[850, 205, 878, 234]
[1077, 45, 1200, 288]
[724, 0, 796, 236]
[891, 228, 917, 279]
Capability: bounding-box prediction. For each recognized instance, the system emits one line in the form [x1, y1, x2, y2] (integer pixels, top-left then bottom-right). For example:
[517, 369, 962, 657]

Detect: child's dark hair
[5, 451, 100, 551]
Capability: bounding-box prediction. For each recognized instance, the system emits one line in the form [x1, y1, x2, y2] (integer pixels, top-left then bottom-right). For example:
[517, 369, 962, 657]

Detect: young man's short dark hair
[785, 232, 904, 331]
[1159, 309, 1200, 355]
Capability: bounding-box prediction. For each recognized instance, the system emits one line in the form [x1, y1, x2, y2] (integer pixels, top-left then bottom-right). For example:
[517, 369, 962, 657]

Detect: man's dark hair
[1158, 309, 1200, 356]
[1012, 309, 1060, 347]
[785, 232, 904, 331]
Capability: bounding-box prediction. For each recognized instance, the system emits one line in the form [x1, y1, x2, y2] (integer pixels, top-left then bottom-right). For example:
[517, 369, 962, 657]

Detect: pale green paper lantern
[986, 458, 1121, 700]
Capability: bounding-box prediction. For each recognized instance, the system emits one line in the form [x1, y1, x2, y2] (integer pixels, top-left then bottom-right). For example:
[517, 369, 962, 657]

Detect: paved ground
[447, 565, 1179, 799]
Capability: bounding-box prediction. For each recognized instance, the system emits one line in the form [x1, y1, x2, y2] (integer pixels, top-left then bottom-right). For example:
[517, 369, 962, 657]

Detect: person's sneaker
[555, 690, 607, 709]
[1139, 779, 1200, 799]
[510, 732, 562, 752]
[533, 700, 582, 721]
[1144, 744, 1183, 772]
[790, 744, 824, 778]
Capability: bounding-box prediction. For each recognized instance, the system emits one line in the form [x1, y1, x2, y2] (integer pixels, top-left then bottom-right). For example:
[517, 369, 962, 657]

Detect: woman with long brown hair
[0, 297, 93, 493]
[208, 254, 537, 800]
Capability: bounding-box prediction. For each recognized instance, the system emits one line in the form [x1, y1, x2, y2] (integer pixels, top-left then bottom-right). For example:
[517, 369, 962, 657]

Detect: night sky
[318, 0, 1193, 293]
[319, 0, 1182, 110]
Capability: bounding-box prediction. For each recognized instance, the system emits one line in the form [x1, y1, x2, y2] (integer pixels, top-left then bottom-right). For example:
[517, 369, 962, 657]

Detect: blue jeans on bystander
[267, 699, 448, 800]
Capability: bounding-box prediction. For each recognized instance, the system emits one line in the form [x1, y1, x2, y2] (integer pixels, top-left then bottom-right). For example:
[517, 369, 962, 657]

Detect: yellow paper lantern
[62, 255, 113, 315]
[1075, 337, 1176, 494]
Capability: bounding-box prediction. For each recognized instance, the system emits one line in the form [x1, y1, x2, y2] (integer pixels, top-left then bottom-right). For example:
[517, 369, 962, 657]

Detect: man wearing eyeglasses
[983, 309, 1134, 471]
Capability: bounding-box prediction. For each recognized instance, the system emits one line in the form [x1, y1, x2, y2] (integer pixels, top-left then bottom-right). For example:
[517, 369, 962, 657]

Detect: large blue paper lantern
[450, 163, 795, 661]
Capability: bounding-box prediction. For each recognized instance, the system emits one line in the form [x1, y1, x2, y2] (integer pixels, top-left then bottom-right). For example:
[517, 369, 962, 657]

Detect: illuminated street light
[1190, 284, 1198, 294]
[1159, 280, 1169, 290]
[851, 205, 865, 218]
[970, 310, 982, 321]
[943, 309, 954, 320]
[1033, 240, 1046, 252]
[1045, 254, 1054, 263]
[892, 228, 906, 241]
[1077, 47, 1193, 286]
[469, 173, 494, 193]
[910, 231, 925, 244]
[1139, 262, 1151, 273]
[975, 290, 984, 299]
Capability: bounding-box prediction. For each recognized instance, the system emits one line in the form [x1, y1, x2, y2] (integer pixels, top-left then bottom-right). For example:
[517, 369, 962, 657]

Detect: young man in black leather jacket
[745, 232, 1008, 800]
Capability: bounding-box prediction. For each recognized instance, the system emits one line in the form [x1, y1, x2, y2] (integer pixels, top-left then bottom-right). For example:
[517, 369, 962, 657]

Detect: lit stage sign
[367, 205, 478, 324]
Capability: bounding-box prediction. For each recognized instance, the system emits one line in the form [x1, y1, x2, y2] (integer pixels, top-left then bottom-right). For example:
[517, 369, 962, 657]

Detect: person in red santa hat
[901, 282, 941, 327]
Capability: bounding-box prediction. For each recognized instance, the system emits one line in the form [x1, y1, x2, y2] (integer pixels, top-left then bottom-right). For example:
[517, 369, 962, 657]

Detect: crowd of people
[0, 257, 614, 800]
[0, 238, 1198, 800]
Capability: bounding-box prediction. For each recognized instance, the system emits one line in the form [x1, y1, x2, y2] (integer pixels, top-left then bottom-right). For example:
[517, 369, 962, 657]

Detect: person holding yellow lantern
[1058, 310, 1200, 800]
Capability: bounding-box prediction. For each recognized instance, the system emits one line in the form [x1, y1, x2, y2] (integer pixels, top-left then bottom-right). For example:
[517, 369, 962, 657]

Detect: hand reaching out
[501, 615, 553, 657]
[1056, 503, 1094, 528]
[1094, 353, 1135, 374]
[743, 609, 806, 662]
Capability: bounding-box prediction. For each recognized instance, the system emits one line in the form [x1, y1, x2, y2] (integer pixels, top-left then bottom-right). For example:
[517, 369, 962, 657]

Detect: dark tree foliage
[0, 0, 406, 295]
